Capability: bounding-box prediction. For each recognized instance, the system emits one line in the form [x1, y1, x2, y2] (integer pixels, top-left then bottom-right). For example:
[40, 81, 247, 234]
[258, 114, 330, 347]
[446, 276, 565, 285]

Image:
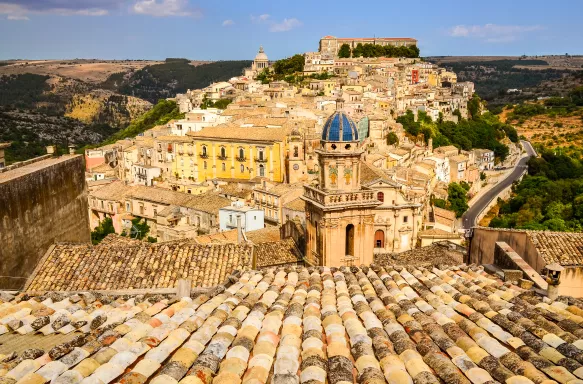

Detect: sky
[0, 0, 582, 60]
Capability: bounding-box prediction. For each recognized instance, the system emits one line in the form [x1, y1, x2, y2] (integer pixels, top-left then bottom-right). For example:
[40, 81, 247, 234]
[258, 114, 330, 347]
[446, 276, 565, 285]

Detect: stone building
[244, 45, 270, 78]
[319, 35, 418, 56]
[303, 110, 381, 267]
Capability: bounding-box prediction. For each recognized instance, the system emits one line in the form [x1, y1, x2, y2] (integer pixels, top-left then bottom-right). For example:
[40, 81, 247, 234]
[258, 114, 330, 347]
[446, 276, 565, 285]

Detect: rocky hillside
[0, 59, 251, 164]
[65, 90, 152, 127]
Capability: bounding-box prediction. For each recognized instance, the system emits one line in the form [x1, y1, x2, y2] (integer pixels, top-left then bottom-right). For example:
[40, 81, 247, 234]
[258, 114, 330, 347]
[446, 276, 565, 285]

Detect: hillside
[0, 59, 250, 165]
[102, 59, 252, 103]
[429, 56, 583, 109]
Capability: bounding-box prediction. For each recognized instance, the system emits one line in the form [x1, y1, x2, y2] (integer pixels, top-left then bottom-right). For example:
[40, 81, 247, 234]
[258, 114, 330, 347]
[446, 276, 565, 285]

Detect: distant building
[244, 45, 270, 78]
[219, 201, 264, 232]
[319, 36, 418, 57]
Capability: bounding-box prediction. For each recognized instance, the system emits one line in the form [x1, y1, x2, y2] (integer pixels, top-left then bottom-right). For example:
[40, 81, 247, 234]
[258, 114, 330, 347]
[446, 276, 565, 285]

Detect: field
[0, 59, 212, 83]
[427, 55, 583, 70]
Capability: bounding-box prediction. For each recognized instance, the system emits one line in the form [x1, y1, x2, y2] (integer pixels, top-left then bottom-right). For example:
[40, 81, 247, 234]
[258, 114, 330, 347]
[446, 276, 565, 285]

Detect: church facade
[302, 106, 381, 267]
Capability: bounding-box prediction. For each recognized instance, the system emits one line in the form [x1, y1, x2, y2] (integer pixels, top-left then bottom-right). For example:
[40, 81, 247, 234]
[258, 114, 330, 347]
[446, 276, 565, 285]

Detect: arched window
[222, 163, 226, 171]
[259, 164, 265, 177]
[375, 230, 384, 248]
[220, 147, 226, 158]
[202, 145, 207, 156]
[240, 164, 245, 173]
[377, 192, 384, 202]
[239, 148, 245, 159]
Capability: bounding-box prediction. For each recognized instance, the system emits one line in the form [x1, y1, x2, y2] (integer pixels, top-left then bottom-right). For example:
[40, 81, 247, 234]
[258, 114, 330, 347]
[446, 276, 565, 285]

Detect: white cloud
[0, 1, 109, 19]
[448, 23, 543, 43]
[132, 0, 201, 17]
[7, 14, 29, 20]
[269, 17, 302, 32]
[251, 13, 270, 23]
[222, 19, 234, 26]
[0, 1, 112, 19]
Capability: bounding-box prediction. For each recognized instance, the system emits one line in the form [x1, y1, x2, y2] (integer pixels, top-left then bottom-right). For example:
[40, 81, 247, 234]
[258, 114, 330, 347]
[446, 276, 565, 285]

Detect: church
[244, 46, 270, 79]
[302, 103, 381, 267]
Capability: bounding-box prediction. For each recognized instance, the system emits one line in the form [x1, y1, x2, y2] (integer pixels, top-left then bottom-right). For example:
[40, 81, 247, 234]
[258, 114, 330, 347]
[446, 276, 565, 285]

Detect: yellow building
[177, 124, 289, 183]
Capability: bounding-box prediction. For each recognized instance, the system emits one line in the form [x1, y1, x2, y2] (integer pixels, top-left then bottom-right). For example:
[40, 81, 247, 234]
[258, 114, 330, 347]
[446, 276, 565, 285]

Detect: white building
[132, 164, 161, 186]
[219, 201, 264, 232]
[170, 109, 223, 136]
[473, 149, 495, 170]
[423, 156, 450, 183]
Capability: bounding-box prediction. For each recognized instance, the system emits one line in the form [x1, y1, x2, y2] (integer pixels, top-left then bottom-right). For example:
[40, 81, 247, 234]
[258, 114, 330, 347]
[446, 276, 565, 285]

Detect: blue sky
[0, 0, 582, 60]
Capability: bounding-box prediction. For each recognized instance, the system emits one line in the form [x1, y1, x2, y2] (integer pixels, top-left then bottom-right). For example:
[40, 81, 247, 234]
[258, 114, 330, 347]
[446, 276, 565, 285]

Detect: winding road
[461, 140, 536, 229]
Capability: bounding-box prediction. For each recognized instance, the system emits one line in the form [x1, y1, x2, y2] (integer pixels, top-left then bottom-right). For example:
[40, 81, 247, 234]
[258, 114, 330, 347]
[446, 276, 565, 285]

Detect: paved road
[461, 140, 536, 229]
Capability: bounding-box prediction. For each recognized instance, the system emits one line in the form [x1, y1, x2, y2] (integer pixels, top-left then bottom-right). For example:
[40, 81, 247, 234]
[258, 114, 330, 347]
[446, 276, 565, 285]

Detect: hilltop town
[3, 34, 583, 384]
[79, 36, 523, 259]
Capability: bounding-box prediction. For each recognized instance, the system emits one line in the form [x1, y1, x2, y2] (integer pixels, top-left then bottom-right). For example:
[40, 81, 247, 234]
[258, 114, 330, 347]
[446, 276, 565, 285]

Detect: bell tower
[287, 128, 306, 184]
[302, 107, 380, 267]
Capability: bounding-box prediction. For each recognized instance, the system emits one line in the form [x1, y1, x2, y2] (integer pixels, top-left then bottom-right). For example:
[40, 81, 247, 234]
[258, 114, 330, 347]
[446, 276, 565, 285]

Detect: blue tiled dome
[321, 111, 359, 142]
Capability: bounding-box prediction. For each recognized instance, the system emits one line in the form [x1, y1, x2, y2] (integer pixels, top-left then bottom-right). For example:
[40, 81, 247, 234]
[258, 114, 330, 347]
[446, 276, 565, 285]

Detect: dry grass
[0, 60, 161, 83]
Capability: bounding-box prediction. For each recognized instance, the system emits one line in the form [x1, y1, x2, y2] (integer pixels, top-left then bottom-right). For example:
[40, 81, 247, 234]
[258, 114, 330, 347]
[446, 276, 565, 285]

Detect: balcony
[254, 157, 268, 163]
[217, 155, 228, 161]
[236, 156, 247, 162]
[303, 185, 380, 208]
[199, 153, 209, 159]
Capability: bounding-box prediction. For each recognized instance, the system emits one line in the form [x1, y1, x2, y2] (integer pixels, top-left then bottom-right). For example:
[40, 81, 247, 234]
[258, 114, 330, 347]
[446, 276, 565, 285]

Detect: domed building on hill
[244, 45, 270, 79]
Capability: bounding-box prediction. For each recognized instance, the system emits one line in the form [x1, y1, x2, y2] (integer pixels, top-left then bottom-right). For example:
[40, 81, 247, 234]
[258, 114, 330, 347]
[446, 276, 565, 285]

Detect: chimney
[236, 215, 243, 244]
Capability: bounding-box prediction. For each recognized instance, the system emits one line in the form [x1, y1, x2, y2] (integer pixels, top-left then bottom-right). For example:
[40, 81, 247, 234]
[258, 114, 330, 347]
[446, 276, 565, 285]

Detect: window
[202, 146, 207, 156]
[403, 216, 409, 223]
[377, 192, 384, 202]
[258, 150, 264, 161]
[126, 203, 130, 211]
[187, 189, 192, 194]
[345, 224, 355, 256]
[204, 161, 207, 169]
[293, 146, 299, 157]
[239, 148, 245, 159]
[222, 163, 226, 171]
[259, 164, 265, 177]
[220, 147, 226, 158]
[229, 214, 232, 222]
[240, 164, 245, 173]
[153, 209, 157, 216]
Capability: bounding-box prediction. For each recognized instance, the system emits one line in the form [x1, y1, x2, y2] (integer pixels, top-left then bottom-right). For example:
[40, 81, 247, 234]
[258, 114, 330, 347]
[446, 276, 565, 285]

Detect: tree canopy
[396, 105, 516, 162]
[273, 54, 305, 75]
[490, 150, 583, 231]
[338, 44, 351, 58]
[349, 43, 419, 58]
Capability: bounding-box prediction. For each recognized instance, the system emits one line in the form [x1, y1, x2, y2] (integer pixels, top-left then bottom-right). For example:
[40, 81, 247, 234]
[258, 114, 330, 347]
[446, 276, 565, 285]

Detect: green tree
[91, 217, 115, 245]
[387, 132, 399, 146]
[338, 44, 351, 58]
[447, 182, 469, 218]
[273, 54, 305, 75]
[123, 218, 151, 240]
[352, 43, 364, 58]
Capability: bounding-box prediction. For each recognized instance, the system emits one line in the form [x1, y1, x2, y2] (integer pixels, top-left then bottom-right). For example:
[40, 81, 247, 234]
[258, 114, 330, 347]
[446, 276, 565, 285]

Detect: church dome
[321, 111, 359, 142]
[255, 46, 268, 61]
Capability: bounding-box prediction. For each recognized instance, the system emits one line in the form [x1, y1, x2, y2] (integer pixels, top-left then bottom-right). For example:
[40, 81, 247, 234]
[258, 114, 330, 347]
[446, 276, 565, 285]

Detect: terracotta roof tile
[25, 241, 252, 291]
[3, 262, 583, 384]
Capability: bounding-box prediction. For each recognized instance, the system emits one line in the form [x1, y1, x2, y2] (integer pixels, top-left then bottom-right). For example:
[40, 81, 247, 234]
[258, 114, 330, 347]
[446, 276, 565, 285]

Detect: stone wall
[0, 155, 89, 289]
[468, 227, 546, 273]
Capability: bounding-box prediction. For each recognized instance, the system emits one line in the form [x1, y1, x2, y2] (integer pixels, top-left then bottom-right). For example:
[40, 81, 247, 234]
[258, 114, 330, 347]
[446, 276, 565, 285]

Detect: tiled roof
[246, 226, 281, 244]
[25, 241, 252, 291]
[284, 198, 306, 212]
[418, 228, 461, 238]
[188, 126, 290, 142]
[433, 206, 457, 224]
[254, 238, 303, 268]
[527, 231, 583, 266]
[375, 242, 465, 268]
[3, 263, 583, 384]
[91, 181, 132, 201]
